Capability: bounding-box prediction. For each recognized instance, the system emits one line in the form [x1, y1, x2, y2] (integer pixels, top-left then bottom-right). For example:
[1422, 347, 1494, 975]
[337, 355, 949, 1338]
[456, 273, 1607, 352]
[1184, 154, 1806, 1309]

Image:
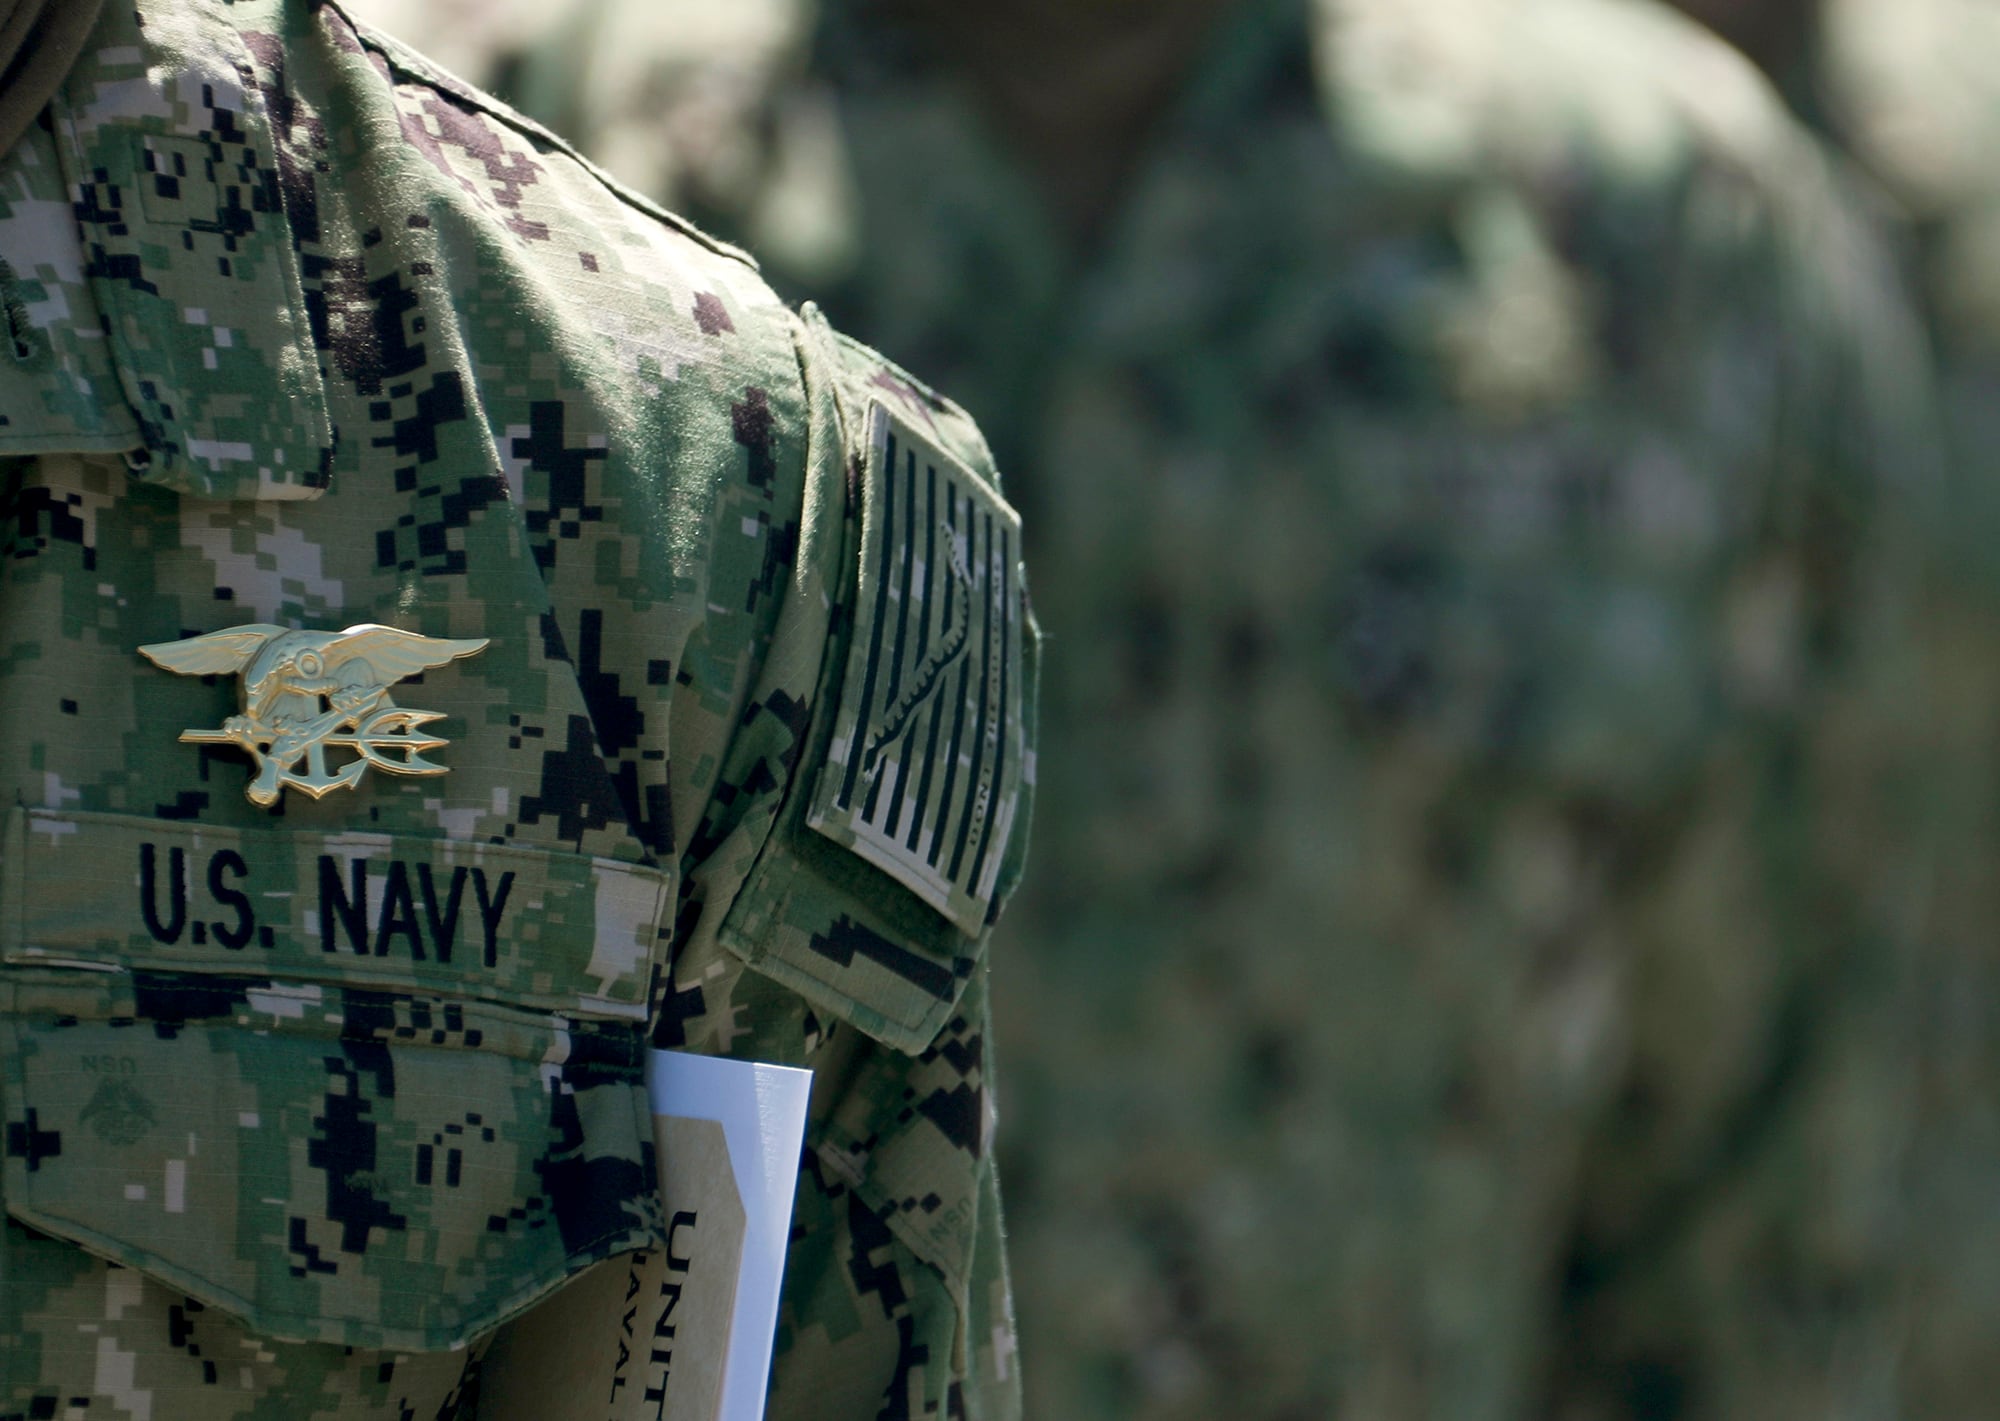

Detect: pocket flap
[1, 997, 660, 1351]
[0, 807, 677, 1350]
[0, 121, 146, 457]
[49, 7, 335, 499]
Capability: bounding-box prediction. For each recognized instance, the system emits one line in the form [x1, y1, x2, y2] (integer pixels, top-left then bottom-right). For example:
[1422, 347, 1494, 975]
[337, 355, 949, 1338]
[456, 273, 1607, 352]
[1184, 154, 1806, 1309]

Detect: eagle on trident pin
[139, 624, 490, 807]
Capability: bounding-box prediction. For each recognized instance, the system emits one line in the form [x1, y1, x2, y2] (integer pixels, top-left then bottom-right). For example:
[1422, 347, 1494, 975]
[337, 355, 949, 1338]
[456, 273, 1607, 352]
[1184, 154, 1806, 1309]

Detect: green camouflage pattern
[4, 1223, 490, 1421]
[730, 399, 1034, 1052]
[385, 0, 1967, 1415]
[1814, 0, 2000, 614]
[1665, 4, 2000, 1406]
[0, 0, 1030, 1416]
[1804, 4, 2000, 1414]
[2, 809, 669, 1016]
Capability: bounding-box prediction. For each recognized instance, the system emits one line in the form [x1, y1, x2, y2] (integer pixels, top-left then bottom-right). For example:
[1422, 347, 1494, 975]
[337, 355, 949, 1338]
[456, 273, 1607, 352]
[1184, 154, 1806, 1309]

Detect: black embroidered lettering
[642, 1280, 684, 1412]
[666, 1210, 697, 1271]
[611, 1339, 633, 1408]
[608, 1254, 646, 1410]
[207, 849, 254, 950]
[643, 1210, 697, 1411]
[140, 843, 187, 945]
[472, 868, 515, 969]
[318, 855, 369, 954]
[417, 864, 467, 966]
[374, 860, 422, 960]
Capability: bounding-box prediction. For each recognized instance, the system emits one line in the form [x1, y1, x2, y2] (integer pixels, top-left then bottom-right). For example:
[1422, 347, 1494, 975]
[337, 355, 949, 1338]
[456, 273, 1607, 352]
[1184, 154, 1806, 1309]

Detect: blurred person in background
[1661, 0, 1826, 123]
[1670, 0, 2000, 1411]
[1669, 0, 2000, 525]
[347, 0, 1976, 1416]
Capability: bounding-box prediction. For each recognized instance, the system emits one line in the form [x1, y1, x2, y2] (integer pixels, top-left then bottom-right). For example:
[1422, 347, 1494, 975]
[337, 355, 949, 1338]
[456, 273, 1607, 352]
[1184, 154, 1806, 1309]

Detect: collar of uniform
[39, 0, 333, 501]
[0, 0, 105, 161]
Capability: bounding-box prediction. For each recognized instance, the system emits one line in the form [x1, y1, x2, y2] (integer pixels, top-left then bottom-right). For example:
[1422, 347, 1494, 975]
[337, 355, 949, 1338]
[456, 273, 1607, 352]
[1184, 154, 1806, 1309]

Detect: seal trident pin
[139, 623, 490, 806]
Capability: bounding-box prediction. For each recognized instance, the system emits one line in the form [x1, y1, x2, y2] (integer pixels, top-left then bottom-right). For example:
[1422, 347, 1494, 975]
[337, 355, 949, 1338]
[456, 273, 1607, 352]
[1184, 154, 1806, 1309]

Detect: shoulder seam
[320, 0, 762, 274]
[824, 324, 997, 473]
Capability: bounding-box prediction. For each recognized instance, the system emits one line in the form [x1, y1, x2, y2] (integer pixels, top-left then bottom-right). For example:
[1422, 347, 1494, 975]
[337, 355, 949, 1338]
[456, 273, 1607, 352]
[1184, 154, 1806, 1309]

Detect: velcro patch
[0, 808, 672, 1020]
[808, 404, 1026, 939]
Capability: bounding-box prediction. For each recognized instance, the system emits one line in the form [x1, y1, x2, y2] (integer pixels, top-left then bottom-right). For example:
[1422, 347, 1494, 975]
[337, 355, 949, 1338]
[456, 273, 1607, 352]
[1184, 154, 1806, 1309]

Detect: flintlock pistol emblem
[139, 624, 490, 807]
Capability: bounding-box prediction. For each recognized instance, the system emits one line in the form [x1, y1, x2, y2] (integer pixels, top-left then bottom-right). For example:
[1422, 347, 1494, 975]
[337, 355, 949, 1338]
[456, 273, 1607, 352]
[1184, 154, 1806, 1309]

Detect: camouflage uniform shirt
[0, 2, 1031, 1418]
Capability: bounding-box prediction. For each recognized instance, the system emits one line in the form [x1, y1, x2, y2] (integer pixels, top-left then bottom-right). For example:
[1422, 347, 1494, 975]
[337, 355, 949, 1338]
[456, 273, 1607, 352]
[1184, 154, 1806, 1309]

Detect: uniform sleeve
[715, 310, 1036, 1054]
[664, 302, 1034, 1421]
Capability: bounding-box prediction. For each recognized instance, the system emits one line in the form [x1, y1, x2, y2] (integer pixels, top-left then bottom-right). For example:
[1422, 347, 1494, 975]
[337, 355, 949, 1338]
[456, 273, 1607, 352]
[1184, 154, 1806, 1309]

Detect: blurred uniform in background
[1813, 7, 2000, 1404]
[1662, 0, 2000, 1411]
[1668, 0, 2000, 523]
[1668, 0, 2000, 1412]
[1816, 0, 2000, 536]
[343, 0, 1967, 1416]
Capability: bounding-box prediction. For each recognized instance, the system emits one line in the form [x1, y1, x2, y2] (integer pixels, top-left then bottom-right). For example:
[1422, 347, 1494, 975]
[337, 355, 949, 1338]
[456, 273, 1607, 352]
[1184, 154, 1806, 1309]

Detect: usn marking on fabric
[135, 841, 517, 965]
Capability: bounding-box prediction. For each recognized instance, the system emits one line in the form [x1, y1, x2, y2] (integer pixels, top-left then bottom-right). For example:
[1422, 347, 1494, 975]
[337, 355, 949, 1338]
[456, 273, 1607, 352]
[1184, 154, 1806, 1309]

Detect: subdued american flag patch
[808, 403, 1027, 939]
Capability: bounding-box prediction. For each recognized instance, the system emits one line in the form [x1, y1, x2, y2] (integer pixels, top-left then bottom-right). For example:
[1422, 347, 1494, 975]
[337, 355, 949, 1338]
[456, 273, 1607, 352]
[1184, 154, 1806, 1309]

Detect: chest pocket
[44, 5, 336, 499]
[0, 808, 675, 1351]
[0, 123, 143, 459]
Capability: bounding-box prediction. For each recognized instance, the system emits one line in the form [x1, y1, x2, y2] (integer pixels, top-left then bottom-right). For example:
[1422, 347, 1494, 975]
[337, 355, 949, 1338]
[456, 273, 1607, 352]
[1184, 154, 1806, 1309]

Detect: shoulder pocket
[0, 120, 145, 457]
[721, 402, 1036, 1053]
[0, 808, 673, 1351]
[47, 6, 334, 498]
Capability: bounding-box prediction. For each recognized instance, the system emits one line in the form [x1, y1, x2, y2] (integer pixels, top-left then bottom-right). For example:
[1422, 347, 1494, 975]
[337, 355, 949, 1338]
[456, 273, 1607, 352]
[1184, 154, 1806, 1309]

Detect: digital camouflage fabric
[0, 1, 1030, 1417]
[375, 0, 1967, 1415]
[0, 0, 107, 158]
